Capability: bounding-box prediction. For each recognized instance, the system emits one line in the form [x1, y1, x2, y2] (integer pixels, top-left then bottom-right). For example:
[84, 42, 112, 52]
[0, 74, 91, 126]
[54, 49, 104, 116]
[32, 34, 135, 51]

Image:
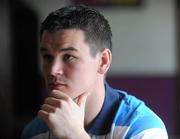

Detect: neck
[84, 79, 105, 127]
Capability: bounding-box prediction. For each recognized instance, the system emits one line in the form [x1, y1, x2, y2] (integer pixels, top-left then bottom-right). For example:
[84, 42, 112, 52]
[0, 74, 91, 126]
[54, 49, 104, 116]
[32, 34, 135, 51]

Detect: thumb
[77, 92, 89, 109]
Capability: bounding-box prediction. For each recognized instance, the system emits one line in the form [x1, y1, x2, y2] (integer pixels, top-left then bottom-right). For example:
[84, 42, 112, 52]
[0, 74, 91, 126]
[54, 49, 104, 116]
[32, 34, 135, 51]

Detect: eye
[63, 54, 77, 62]
[42, 54, 53, 63]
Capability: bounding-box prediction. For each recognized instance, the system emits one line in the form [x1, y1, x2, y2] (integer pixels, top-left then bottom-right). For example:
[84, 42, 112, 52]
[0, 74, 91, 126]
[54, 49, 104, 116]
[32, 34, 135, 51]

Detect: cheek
[65, 64, 85, 81]
[68, 63, 98, 87]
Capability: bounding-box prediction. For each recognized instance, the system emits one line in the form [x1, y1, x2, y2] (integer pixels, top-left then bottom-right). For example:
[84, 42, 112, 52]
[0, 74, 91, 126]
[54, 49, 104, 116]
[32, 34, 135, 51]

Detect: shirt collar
[85, 82, 122, 135]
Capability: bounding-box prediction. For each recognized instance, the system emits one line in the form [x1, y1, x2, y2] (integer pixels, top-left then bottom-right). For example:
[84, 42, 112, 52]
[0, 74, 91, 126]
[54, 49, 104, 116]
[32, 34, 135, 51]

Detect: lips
[48, 82, 67, 90]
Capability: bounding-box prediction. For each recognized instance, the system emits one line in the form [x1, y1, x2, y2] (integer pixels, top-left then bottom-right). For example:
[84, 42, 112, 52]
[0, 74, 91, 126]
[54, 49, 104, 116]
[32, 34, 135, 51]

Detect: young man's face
[40, 29, 101, 99]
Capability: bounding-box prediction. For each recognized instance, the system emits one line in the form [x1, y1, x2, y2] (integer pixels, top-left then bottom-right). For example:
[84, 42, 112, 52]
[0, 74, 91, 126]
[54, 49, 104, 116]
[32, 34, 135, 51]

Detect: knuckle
[44, 98, 49, 104]
[41, 104, 46, 109]
[57, 99, 67, 107]
[51, 107, 56, 113]
[56, 100, 62, 107]
[47, 113, 54, 121]
[54, 107, 59, 113]
[62, 100, 67, 106]
[65, 97, 71, 103]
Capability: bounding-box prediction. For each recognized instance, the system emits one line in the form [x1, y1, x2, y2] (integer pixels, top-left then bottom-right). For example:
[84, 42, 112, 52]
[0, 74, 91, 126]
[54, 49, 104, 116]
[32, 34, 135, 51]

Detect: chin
[47, 87, 75, 97]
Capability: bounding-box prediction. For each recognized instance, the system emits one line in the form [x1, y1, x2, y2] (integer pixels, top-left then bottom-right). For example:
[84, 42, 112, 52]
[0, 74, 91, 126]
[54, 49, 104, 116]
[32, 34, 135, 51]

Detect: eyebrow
[40, 46, 78, 53]
[39, 47, 48, 53]
[59, 47, 78, 52]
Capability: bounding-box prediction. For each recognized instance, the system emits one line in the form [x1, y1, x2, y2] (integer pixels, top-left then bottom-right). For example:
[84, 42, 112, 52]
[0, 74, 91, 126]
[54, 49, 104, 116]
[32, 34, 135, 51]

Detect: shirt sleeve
[131, 128, 168, 139]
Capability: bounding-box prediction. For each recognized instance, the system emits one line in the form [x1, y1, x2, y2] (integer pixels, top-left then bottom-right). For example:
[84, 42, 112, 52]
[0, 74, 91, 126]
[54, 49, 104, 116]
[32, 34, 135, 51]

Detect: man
[22, 5, 168, 139]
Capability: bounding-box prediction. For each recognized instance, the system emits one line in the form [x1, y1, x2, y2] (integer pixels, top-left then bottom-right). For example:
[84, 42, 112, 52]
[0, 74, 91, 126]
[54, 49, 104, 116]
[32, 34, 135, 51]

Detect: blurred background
[0, 0, 180, 138]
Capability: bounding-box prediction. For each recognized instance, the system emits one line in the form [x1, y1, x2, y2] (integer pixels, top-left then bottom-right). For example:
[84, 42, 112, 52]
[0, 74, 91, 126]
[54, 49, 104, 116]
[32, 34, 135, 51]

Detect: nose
[50, 58, 63, 76]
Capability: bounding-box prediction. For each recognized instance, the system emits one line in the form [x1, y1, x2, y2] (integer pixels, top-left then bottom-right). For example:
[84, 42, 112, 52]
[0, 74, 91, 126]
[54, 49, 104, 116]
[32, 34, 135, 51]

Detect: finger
[45, 97, 61, 107]
[38, 109, 49, 121]
[77, 92, 89, 109]
[41, 104, 55, 113]
[38, 110, 52, 128]
[49, 90, 69, 100]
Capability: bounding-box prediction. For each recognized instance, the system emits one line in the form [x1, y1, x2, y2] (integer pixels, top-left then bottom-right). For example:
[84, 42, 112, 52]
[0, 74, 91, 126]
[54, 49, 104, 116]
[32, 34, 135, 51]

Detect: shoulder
[21, 117, 49, 139]
[112, 89, 168, 138]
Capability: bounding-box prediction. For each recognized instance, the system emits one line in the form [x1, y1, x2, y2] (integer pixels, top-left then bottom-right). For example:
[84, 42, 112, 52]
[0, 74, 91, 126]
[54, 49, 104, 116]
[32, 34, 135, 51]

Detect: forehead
[40, 29, 89, 51]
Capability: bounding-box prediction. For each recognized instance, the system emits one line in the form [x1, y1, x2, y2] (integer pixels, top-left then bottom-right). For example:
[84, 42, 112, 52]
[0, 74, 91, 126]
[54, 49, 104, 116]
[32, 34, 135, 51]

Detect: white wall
[101, 0, 176, 76]
[23, 0, 177, 76]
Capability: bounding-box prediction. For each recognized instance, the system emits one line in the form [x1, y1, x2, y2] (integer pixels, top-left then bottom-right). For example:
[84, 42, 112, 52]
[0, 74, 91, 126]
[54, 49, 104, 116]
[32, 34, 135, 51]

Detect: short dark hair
[40, 5, 112, 56]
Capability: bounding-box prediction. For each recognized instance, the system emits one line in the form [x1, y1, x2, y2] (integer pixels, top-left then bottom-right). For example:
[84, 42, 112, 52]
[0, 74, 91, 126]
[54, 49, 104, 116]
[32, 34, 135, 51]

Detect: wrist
[79, 131, 91, 139]
[69, 129, 90, 139]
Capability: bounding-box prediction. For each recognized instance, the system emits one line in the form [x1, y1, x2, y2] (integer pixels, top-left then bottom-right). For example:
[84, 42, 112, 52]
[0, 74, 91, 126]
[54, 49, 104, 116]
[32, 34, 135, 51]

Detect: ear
[98, 48, 112, 74]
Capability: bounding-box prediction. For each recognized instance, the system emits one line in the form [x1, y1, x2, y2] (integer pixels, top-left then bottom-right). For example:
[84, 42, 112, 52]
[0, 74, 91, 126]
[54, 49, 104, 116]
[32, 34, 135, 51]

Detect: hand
[38, 90, 90, 139]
